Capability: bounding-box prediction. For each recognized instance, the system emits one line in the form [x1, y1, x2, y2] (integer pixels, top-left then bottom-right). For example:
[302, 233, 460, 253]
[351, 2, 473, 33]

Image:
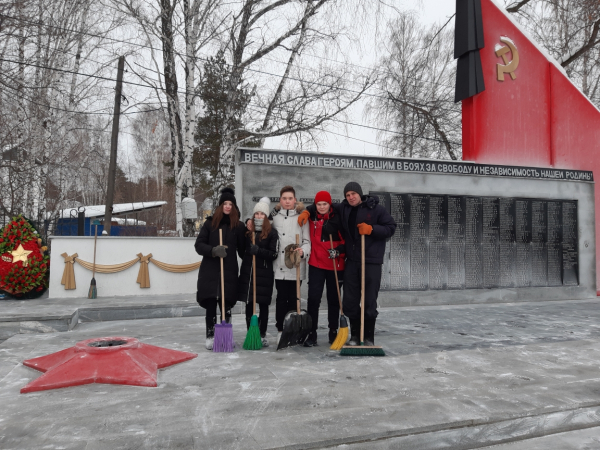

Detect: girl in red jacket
[298, 191, 345, 346]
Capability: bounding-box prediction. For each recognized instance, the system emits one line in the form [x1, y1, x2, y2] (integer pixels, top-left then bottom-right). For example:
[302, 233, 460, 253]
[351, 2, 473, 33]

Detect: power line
[0, 76, 162, 116]
[1, 55, 459, 146]
[0, 12, 458, 98]
[1, 10, 456, 90]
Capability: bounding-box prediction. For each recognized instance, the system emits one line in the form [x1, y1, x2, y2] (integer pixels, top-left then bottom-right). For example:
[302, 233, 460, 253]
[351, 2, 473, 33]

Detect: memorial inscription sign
[373, 193, 579, 290]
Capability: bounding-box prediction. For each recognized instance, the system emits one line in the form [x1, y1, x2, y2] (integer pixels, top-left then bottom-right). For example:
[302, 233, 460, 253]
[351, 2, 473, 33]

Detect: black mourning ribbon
[454, 0, 485, 103]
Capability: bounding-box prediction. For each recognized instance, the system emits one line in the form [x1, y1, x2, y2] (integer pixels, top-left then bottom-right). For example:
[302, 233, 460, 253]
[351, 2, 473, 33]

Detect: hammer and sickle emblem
[496, 37, 519, 81]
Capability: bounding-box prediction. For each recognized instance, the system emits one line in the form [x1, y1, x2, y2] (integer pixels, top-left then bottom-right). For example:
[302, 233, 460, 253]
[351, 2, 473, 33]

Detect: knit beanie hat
[253, 196, 271, 216]
[218, 187, 237, 207]
[343, 181, 363, 197]
[314, 191, 332, 205]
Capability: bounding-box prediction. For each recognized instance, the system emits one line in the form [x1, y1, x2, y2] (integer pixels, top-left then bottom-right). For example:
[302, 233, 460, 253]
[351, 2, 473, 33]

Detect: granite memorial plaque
[465, 197, 484, 289]
[482, 197, 500, 288]
[531, 200, 548, 287]
[547, 201, 563, 286]
[447, 196, 466, 289]
[515, 199, 533, 287]
[499, 198, 516, 287]
[410, 195, 429, 290]
[429, 195, 448, 290]
[374, 192, 578, 291]
[390, 194, 411, 290]
[562, 201, 579, 286]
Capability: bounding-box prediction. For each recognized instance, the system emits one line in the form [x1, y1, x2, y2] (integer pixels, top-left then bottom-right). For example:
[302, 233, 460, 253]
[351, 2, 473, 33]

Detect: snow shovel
[277, 234, 312, 350]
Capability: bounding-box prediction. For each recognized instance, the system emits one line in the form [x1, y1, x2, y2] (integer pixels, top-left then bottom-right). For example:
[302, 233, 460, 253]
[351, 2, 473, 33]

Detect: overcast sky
[266, 0, 457, 157]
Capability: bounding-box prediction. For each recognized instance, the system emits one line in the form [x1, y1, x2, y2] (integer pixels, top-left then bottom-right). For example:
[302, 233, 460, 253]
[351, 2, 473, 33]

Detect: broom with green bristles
[340, 234, 385, 356]
[329, 236, 348, 350]
[243, 232, 262, 350]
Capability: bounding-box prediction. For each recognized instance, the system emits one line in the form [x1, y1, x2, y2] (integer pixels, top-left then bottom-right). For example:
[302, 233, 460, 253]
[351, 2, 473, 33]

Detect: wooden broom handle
[296, 234, 301, 314]
[329, 235, 343, 314]
[252, 232, 256, 316]
[219, 229, 226, 322]
[361, 234, 365, 344]
[92, 225, 98, 278]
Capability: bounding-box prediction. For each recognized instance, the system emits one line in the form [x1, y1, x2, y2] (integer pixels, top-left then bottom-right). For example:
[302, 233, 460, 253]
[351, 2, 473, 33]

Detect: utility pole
[104, 56, 125, 236]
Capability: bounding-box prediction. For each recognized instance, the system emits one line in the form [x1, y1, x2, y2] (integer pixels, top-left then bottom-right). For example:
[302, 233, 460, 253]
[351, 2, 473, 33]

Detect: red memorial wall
[462, 0, 600, 289]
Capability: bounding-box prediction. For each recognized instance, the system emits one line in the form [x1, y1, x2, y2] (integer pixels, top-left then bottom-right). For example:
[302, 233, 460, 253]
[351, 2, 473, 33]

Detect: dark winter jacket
[195, 215, 246, 308]
[333, 195, 396, 264]
[238, 229, 279, 305]
[305, 204, 346, 271]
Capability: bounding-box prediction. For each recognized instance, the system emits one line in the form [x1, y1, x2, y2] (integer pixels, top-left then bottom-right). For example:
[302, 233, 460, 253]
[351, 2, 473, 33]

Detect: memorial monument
[235, 148, 595, 306]
[456, 0, 600, 290]
[235, 0, 599, 305]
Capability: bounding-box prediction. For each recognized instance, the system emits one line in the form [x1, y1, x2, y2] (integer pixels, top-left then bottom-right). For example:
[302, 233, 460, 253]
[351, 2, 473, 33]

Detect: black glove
[211, 245, 228, 258]
[327, 248, 340, 259]
[249, 244, 259, 255]
[270, 205, 281, 218]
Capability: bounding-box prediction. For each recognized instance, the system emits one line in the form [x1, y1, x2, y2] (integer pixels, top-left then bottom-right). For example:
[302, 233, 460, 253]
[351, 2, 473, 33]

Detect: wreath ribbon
[60, 253, 78, 290]
[61, 252, 201, 290]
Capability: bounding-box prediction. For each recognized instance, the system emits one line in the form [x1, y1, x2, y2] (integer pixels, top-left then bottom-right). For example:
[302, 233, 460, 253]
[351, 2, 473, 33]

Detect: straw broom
[213, 229, 234, 352]
[87, 225, 98, 299]
[243, 232, 262, 350]
[340, 234, 385, 356]
[329, 235, 348, 350]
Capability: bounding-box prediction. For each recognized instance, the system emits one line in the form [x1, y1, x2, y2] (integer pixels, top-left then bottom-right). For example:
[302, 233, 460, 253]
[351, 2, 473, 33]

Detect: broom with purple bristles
[213, 229, 234, 352]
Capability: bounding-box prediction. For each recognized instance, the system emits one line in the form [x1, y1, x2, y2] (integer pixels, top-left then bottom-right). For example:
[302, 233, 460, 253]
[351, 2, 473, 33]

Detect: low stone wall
[49, 237, 200, 298]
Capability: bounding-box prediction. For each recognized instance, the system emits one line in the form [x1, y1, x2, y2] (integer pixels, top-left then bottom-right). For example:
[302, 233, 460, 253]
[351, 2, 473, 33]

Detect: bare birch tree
[111, 0, 223, 236]
[210, 0, 376, 203]
[0, 0, 125, 231]
[368, 12, 461, 160]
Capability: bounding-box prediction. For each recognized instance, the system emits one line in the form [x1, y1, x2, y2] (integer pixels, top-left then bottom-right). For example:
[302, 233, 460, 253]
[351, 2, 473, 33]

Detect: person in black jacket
[195, 188, 246, 350]
[334, 181, 396, 346]
[238, 197, 278, 347]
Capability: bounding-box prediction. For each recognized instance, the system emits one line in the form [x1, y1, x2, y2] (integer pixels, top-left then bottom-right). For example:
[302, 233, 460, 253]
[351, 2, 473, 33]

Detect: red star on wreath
[21, 337, 197, 393]
[0, 215, 49, 299]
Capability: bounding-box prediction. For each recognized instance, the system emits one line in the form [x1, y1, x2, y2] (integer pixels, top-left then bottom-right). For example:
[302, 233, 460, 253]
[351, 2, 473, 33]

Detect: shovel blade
[277, 310, 312, 350]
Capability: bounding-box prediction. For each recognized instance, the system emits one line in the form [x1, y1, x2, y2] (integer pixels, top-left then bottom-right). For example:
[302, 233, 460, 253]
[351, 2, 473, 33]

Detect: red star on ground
[21, 337, 197, 394]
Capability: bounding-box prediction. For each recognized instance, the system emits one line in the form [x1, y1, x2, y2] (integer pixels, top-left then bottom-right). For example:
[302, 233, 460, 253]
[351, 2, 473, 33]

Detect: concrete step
[0, 294, 214, 343]
[318, 404, 600, 450]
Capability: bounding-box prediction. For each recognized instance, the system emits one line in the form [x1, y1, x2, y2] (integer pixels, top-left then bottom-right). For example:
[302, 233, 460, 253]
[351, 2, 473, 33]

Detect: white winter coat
[272, 202, 311, 280]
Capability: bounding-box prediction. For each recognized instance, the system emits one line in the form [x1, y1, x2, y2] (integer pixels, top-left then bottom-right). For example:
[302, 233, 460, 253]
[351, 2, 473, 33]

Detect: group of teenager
[194, 182, 397, 350]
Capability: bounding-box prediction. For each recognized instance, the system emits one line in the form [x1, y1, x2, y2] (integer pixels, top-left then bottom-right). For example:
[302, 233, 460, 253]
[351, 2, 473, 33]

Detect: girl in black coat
[195, 188, 246, 350]
[238, 198, 278, 347]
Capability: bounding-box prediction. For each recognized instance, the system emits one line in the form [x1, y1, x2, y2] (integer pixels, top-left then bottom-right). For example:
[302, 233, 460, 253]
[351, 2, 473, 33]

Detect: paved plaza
[1, 297, 600, 449]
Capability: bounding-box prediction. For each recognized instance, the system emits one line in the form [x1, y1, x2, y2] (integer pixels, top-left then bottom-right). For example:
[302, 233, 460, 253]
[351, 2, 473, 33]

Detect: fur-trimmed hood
[271, 201, 306, 217]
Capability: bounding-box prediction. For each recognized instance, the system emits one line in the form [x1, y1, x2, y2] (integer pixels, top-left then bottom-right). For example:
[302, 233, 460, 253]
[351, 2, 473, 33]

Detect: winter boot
[303, 331, 318, 347]
[261, 334, 269, 348]
[364, 318, 376, 346]
[224, 307, 232, 324]
[328, 328, 338, 345]
[205, 326, 215, 350]
[348, 319, 360, 346]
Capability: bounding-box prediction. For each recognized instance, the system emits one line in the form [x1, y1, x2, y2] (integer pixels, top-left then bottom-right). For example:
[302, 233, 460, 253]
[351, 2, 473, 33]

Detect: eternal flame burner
[21, 336, 197, 393]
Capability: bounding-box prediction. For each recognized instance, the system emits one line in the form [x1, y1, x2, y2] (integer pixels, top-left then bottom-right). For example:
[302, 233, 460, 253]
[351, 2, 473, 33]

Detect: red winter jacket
[308, 212, 345, 271]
